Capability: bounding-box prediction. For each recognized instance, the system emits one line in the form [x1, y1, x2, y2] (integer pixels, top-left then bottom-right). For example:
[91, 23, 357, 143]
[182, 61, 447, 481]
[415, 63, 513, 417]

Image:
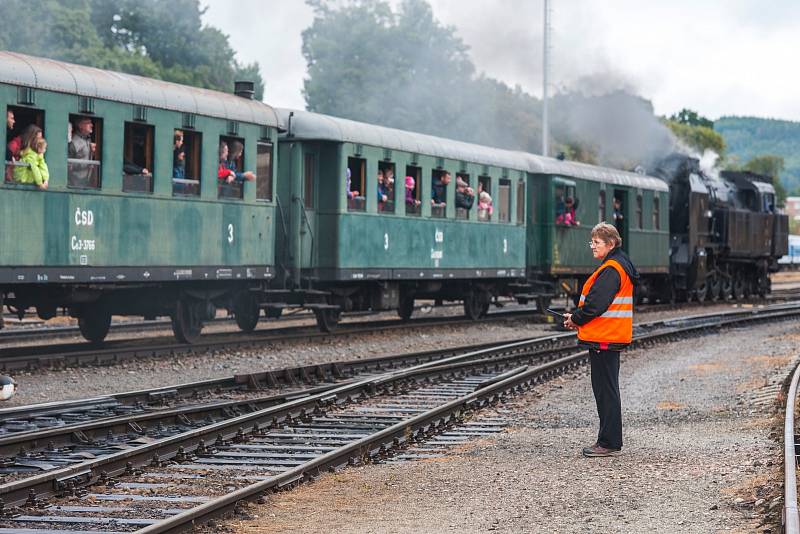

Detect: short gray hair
[591, 222, 622, 248]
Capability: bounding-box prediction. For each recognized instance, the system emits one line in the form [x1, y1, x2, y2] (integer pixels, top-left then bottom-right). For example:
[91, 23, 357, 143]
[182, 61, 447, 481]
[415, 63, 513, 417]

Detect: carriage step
[260, 302, 289, 310]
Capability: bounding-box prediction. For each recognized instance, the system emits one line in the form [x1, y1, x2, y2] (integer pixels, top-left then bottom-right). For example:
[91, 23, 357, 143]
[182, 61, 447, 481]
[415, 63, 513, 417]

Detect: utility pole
[542, 0, 550, 157]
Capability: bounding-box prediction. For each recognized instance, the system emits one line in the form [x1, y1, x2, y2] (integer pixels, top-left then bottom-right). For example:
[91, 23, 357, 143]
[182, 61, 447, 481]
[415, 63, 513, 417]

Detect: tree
[669, 108, 714, 129]
[0, 0, 264, 99]
[664, 120, 726, 157]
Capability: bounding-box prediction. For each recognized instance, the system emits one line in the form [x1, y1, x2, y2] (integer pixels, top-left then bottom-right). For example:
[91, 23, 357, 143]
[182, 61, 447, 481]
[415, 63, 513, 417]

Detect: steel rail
[785, 361, 800, 533]
[0, 306, 536, 373]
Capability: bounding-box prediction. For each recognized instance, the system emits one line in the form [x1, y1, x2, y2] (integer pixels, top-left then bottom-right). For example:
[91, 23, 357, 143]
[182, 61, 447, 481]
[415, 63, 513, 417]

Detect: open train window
[68, 114, 102, 189]
[173, 129, 201, 197]
[516, 180, 525, 225]
[554, 180, 577, 225]
[218, 136, 245, 200]
[598, 190, 606, 223]
[478, 176, 492, 221]
[431, 169, 450, 218]
[652, 196, 660, 230]
[347, 157, 366, 211]
[5, 105, 45, 183]
[498, 178, 511, 223]
[304, 153, 315, 209]
[455, 173, 471, 220]
[378, 162, 395, 213]
[122, 122, 154, 193]
[405, 165, 421, 216]
[636, 194, 643, 229]
[256, 142, 273, 201]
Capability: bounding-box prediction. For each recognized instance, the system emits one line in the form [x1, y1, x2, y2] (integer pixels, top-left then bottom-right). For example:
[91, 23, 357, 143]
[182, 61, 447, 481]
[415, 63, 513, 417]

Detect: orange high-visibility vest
[577, 258, 634, 346]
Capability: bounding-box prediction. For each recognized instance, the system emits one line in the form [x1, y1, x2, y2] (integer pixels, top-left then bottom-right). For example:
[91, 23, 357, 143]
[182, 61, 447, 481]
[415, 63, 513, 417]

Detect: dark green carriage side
[277, 110, 530, 321]
[0, 52, 279, 341]
[525, 157, 670, 301]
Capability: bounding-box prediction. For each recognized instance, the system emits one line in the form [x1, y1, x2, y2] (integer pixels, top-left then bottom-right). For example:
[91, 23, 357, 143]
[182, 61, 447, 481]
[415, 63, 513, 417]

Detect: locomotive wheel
[234, 293, 260, 333]
[756, 274, 769, 297]
[172, 299, 204, 344]
[398, 294, 414, 321]
[693, 283, 708, 303]
[709, 276, 721, 302]
[78, 308, 112, 344]
[733, 274, 745, 301]
[314, 308, 340, 332]
[720, 277, 733, 301]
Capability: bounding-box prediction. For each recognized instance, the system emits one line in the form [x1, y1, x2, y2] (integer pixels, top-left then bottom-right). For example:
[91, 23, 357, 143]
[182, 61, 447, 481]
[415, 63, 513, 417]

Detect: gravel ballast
[225, 320, 798, 533]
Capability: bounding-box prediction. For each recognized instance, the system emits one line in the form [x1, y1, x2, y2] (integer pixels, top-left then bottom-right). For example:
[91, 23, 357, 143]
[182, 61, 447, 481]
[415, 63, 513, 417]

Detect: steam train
[0, 52, 789, 347]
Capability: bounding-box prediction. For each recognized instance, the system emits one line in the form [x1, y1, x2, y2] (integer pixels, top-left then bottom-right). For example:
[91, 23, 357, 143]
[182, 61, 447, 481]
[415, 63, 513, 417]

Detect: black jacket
[571, 247, 639, 349]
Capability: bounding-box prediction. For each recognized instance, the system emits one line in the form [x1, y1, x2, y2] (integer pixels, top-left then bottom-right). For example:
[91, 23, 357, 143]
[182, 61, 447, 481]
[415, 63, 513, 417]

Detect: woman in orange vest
[564, 222, 639, 457]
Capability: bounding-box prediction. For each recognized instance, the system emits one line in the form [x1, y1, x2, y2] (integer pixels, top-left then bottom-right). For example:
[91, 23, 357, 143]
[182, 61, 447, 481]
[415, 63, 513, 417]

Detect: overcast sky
[204, 0, 800, 121]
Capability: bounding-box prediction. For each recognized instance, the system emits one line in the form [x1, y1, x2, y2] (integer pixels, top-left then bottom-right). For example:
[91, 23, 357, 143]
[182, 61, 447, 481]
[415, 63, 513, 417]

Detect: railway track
[0, 303, 798, 532]
[784, 358, 800, 533]
[0, 305, 538, 373]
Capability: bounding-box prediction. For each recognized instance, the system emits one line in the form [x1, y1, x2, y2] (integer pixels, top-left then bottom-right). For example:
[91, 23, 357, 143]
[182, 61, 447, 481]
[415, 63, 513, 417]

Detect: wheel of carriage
[479, 292, 491, 318]
[536, 296, 552, 316]
[234, 293, 260, 333]
[708, 275, 721, 302]
[398, 294, 414, 321]
[314, 308, 341, 332]
[463, 292, 483, 321]
[78, 307, 112, 344]
[171, 298, 204, 344]
[732, 273, 746, 301]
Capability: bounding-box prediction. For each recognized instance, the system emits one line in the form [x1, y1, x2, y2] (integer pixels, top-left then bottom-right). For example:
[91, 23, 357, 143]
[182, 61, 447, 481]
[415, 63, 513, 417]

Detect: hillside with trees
[716, 116, 800, 195]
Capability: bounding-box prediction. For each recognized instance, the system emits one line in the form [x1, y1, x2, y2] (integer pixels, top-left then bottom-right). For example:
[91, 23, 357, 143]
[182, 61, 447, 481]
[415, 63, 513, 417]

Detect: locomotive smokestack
[234, 81, 255, 100]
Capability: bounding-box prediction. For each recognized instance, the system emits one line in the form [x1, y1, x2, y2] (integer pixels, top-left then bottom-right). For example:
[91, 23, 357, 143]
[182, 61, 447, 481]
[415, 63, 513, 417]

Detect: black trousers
[589, 349, 623, 450]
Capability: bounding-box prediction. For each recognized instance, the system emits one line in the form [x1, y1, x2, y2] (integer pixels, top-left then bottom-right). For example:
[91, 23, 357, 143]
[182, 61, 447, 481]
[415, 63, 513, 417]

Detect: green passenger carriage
[0, 52, 280, 342]
[524, 158, 671, 302]
[275, 109, 533, 327]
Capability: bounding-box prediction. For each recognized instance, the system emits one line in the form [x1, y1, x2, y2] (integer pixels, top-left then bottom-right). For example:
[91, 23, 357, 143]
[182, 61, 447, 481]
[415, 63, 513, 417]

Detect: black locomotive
[654, 154, 789, 302]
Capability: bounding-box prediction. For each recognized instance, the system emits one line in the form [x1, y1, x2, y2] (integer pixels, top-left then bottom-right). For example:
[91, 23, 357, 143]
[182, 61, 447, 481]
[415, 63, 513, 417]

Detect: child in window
[15, 137, 49, 190]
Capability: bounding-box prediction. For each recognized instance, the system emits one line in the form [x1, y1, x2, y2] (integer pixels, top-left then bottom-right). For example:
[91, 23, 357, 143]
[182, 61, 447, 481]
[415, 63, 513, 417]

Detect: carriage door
[613, 189, 629, 252]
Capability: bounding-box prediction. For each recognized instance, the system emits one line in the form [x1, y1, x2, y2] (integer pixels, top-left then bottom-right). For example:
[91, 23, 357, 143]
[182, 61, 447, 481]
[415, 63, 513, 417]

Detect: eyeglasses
[588, 241, 604, 248]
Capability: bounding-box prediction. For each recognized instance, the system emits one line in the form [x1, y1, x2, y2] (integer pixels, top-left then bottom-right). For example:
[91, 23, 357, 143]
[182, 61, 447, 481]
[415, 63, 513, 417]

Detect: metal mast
[542, 0, 550, 157]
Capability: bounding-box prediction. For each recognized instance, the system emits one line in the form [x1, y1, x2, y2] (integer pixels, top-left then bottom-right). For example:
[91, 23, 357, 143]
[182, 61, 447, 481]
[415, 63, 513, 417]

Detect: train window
[431, 169, 450, 218]
[516, 180, 525, 225]
[378, 162, 395, 213]
[347, 157, 366, 211]
[636, 194, 643, 229]
[455, 173, 471, 220]
[122, 122, 154, 193]
[405, 165, 421, 216]
[174, 130, 201, 197]
[218, 136, 245, 200]
[598, 190, 606, 223]
[304, 153, 314, 209]
[68, 114, 102, 189]
[498, 179, 511, 223]
[256, 142, 273, 201]
[555, 183, 578, 225]
[763, 193, 775, 213]
[652, 196, 660, 230]
[478, 176, 492, 221]
[5, 105, 45, 183]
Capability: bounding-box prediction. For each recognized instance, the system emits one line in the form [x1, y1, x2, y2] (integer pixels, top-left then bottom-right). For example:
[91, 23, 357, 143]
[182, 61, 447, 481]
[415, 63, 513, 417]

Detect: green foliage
[664, 120, 726, 156]
[716, 116, 800, 196]
[669, 108, 713, 129]
[302, 0, 675, 170]
[0, 0, 264, 99]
